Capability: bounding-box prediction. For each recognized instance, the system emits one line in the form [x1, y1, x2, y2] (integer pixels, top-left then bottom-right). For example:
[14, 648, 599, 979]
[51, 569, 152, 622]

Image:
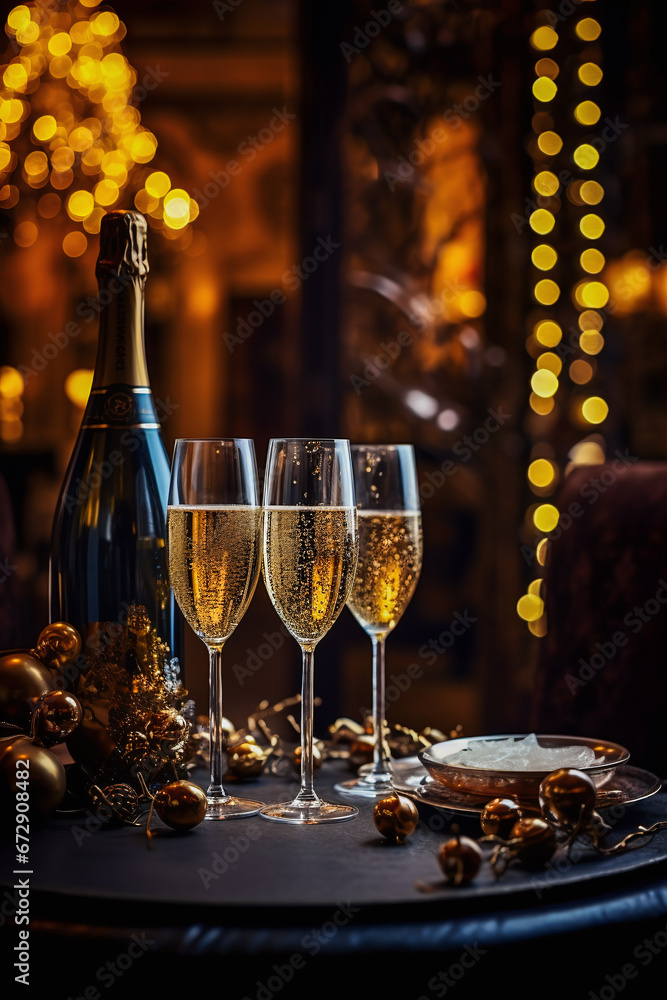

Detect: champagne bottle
[49, 210, 184, 776]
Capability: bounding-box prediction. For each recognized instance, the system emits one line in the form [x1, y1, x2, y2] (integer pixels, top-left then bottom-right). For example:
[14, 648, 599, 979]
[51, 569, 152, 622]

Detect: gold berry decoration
[146, 779, 207, 836]
[34, 622, 82, 672]
[438, 827, 483, 886]
[31, 690, 82, 748]
[373, 792, 419, 843]
[538, 767, 596, 833]
[480, 797, 523, 839]
[227, 741, 268, 778]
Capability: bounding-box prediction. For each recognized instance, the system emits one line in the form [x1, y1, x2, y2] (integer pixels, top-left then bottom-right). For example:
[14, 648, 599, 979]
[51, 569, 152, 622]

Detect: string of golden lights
[517, 3, 607, 635]
[1, 1, 196, 259]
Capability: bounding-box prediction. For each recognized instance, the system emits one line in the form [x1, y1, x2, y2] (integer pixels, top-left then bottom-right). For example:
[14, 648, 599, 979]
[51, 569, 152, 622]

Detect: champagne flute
[334, 444, 422, 798]
[260, 438, 359, 824]
[167, 439, 264, 820]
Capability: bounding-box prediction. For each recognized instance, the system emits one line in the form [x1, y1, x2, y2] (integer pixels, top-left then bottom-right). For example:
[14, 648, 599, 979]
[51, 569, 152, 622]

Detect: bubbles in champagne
[347, 511, 423, 637]
[262, 507, 358, 646]
[167, 506, 261, 644]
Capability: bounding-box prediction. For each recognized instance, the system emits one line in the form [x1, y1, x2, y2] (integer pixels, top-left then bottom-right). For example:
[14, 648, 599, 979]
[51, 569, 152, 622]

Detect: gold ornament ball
[373, 792, 419, 843]
[293, 743, 322, 773]
[32, 690, 82, 748]
[480, 797, 523, 839]
[539, 767, 596, 831]
[0, 652, 53, 729]
[227, 741, 267, 778]
[154, 780, 207, 830]
[34, 622, 82, 671]
[438, 833, 483, 885]
[509, 817, 558, 867]
[0, 735, 66, 822]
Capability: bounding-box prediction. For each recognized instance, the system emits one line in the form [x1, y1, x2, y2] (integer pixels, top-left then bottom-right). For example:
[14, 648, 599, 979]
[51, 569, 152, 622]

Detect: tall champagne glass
[168, 439, 264, 819]
[260, 438, 359, 824]
[334, 444, 422, 797]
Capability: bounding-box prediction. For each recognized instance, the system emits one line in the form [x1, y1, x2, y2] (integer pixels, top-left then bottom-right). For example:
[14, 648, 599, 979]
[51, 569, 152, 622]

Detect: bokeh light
[533, 504, 560, 532]
[582, 396, 609, 424]
[573, 144, 600, 170]
[532, 244, 558, 270]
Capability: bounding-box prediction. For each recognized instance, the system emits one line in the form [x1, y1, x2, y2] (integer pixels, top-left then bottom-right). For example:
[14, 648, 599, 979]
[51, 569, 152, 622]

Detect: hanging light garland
[517, 1, 607, 637]
[0, 1, 196, 256]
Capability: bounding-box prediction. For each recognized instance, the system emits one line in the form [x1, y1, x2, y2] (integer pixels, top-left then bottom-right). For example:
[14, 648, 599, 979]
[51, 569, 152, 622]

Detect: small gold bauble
[509, 817, 558, 866]
[0, 736, 66, 822]
[480, 797, 523, 838]
[538, 767, 596, 831]
[438, 832, 483, 886]
[31, 690, 82, 748]
[34, 622, 82, 671]
[227, 741, 267, 778]
[154, 780, 207, 830]
[373, 792, 419, 843]
[0, 652, 53, 729]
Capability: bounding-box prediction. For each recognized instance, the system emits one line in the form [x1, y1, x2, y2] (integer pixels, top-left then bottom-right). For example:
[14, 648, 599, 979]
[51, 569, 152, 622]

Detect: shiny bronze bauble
[0, 735, 66, 822]
[509, 817, 558, 867]
[438, 833, 483, 885]
[538, 768, 597, 832]
[154, 780, 207, 830]
[0, 653, 53, 729]
[480, 797, 523, 839]
[145, 709, 189, 758]
[89, 783, 140, 824]
[293, 743, 322, 773]
[31, 690, 82, 748]
[227, 741, 267, 778]
[373, 793, 419, 843]
[33, 622, 82, 672]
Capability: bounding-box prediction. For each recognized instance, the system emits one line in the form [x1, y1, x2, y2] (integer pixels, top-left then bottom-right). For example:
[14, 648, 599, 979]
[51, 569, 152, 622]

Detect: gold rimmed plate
[418, 733, 630, 801]
[391, 757, 661, 816]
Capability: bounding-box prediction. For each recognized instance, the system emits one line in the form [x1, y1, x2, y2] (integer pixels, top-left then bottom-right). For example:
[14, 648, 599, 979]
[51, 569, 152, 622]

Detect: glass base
[334, 775, 395, 798]
[259, 798, 359, 825]
[205, 795, 265, 820]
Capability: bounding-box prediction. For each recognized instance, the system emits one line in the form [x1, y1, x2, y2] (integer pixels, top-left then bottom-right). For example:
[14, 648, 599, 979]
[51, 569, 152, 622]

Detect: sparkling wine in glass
[334, 444, 422, 798]
[260, 438, 359, 824]
[168, 439, 264, 819]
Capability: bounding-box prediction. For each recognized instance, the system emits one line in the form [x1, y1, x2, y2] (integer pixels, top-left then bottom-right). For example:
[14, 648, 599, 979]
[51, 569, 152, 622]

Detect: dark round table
[2, 759, 667, 998]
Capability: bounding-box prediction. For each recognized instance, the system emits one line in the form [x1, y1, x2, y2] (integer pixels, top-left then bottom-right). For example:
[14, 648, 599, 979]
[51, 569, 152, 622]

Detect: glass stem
[370, 635, 391, 779]
[295, 644, 318, 804]
[207, 642, 228, 801]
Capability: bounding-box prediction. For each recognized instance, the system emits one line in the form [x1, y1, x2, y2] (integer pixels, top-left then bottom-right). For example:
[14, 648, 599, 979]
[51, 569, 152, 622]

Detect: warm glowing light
[580, 330, 604, 355]
[530, 209, 555, 235]
[67, 189, 95, 221]
[517, 594, 545, 622]
[537, 131, 563, 156]
[535, 320, 562, 347]
[528, 459, 555, 488]
[579, 310, 603, 331]
[581, 282, 609, 308]
[531, 369, 558, 398]
[582, 396, 608, 424]
[580, 180, 604, 205]
[0, 185, 19, 208]
[14, 221, 38, 247]
[533, 77, 558, 103]
[536, 539, 549, 565]
[530, 26, 558, 51]
[16, 21, 39, 45]
[574, 101, 601, 126]
[65, 368, 93, 406]
[33, 115, 57, 142]
[459, 290, 486, 317]
[534, 171, 559, 197]
[569, 359, 594, 385]
[93, 179, 120, 206]
[62, 231, 88, 258]
[573, 144, 599, 170]
[0, 99, 25, 124]
[570, 440, 605, 465]
[130, 132, 157, 163]
[580, 248, 605, 273]
[91, 11, 120, 36]
[530, 392, 555, 415]
[533, 504, 559, 532]
[532, 244, 558, 270]
[528, 615, 548, 637]
[537, 352, 562, 376]
[0, 146, 11, 171]
[580, 214, 605, 239]
[24, 151, 48, 176]
[576, 18, 601, 41]
[528, 579, 543, 597]
[534, 279, 560, 305]
[145, 171, 171, 198]
[48, 32, 73, 56]
[4, 64, 28, 92]
[535, 58, 559, 80]
[52, 147, 76, 171]
[0, 367, 24, 398]
[49, 55, 73, 79]
[134, 189, 158, 214]
[38, 192, 61, 218]
[579, 62, 603, 87]
[7, 6, 31, 32]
